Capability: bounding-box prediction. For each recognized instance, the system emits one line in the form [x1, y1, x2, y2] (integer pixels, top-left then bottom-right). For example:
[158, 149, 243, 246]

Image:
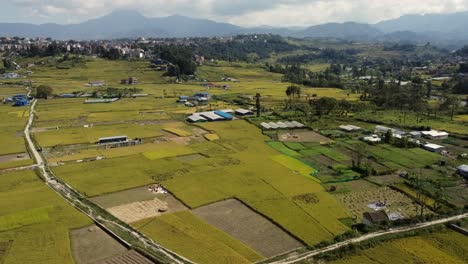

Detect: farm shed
[84, 98, 119, 104]
[260, 122, 272, 129]
[456, 165, 468, 179]
[235, 108, 254, 116]
[421, 130, 449, 139]
[409, 131, 422, 138]
[422, 143, 446, 153]
[201, 112, 225, 121]
[267, 122, 280, 129]
[214, 111, 233, 120]
[98, 136, 128, 144]
[363, 135, 381, 143]
[340, 125, 361, 132]
[187, 114, 207, 123]
[291, 121, 305, 128]
[375, 125, 405, 135]
[13, 98, 28, 107]
[362, 211, 389, 226]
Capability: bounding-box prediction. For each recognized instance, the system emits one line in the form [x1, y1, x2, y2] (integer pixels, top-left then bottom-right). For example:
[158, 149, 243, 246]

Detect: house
[363, 135, 381, 144]
[194, 92, 211, 100]
[362, 211, 389, 225]
[409, 131, 422, 138]
[86, 80, 106, 87]
[121, 77, 139, 85]
[13, 98, 28, 107]
[235, 108, 254, 116]
[187, 114, 207, 123]
[421, 130, 449, 139]
[2, 72, 20, 79]
[456, 165, 468, 179]
[422, 143, 446, 153]
[214, 111, 233, 120]
[340, 125, 361, 132]
[60, 94, 76, 98]
[375, 125, 405, 136]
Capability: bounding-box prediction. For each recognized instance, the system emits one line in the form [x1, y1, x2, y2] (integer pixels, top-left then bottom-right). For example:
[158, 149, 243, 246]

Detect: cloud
[8, 0, 468, 26]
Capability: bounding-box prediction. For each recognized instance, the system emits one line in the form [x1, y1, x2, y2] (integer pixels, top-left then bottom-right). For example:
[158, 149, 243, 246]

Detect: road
[24, 99, 193, 264]
[267, 213, 468, 264]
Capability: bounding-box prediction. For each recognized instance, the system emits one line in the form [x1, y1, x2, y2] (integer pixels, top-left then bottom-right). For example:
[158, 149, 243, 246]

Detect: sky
[1, 0, 468, 27]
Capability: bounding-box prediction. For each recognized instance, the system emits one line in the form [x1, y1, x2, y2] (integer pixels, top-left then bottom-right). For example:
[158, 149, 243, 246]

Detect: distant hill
[0, 10, 243, 39]
[294, 22, 382, 39]
[1, 10, 468, 48]
[375, 11, 468, 34]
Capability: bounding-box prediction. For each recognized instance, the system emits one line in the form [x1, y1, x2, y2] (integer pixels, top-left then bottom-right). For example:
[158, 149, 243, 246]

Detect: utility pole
[256, 93, 261, 117]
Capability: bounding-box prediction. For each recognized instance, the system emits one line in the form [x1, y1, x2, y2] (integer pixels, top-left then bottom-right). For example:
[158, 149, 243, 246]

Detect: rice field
[132, 211, 263, 264]
[328, 230, 468, 264]
[0, 170, 91, 264]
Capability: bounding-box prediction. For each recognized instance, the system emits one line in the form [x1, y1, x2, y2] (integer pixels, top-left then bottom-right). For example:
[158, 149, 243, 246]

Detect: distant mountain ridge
[1, 10, 468, 48]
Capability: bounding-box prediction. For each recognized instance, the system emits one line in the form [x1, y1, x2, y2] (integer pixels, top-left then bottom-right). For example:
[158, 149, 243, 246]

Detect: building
[363, 135, 381, 144]
[362, 211, 389, 226]
[421, 130, 449, 139]
[2, 72, 20, 79]
[13, 99, 28, 107]
[409, 131, 422, 138]
[98, 136, 128, 144]
[86, 80, 106, 87]
[235, 108, 254, 116]
[214, 111, 233, 120]
[84, 98, 119, 104]
[375, 125, 405, 135]
[456, 165, 468, 179]
[422, 143, 446, 153]
[121, 77, 139, 85]
[340, 125, 361, 132]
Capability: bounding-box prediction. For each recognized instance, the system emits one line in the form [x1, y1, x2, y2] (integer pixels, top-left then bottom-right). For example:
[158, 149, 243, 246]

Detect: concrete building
[421, 130, 449, 139]
[422, 143, 446, 153]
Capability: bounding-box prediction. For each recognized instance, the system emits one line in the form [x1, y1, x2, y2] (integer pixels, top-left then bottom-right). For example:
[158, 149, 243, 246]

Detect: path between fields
[266, 213, 468, 264]
[24, 98, 193, 264]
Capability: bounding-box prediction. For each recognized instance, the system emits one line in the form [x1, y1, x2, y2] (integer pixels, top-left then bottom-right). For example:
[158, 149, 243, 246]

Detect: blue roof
[214, 111, 233, 120]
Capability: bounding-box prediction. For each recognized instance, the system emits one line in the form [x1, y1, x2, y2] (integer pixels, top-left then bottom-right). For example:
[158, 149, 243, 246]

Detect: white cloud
[9, 0, 468, 26]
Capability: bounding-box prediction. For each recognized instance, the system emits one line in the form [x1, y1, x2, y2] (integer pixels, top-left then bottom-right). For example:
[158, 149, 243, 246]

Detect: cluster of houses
[1, 72, 21, 79]
[186, 108, 253, 123]
[120, 77, 139, 85]
[340, 124, 451, 153]
[2, 94, 30, 107]
[178, 92, 212, 107]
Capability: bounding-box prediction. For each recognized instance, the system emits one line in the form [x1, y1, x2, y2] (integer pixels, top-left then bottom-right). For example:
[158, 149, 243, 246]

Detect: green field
[0, 170, 91, 264]
[0, 92, 29, 155]
[133, 211, 263, 264]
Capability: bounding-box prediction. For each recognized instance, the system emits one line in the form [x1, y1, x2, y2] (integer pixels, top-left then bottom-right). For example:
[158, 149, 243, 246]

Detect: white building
[421, 130, 449, 139]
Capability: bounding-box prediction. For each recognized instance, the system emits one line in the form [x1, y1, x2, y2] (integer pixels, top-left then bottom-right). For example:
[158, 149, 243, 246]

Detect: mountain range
[1, 10, 468, 48]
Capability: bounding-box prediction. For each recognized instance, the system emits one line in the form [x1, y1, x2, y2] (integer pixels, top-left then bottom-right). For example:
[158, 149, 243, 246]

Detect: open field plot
[333, 182, 423, 220]
[193, 199, 303, 258]
[52, 154, 158, 196]
[0, 104, 28, 155]
[89, 185, 160, 208]
[278, 130, 335, 144]
[328, 230, 468, 264]
[0, 170, 92, 264]
[34, 97, 184, 127]
[133, 211, 263, 264]
[70, 225, 127, 264]
[162, 121, 351, 246]
[92, 250, 153, 264]
[29, 58, 167, 94]
[34, 122, 165, 147]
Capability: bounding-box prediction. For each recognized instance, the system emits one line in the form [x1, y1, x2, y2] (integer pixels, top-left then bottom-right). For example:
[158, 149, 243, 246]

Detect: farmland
[326, 230, 468, 264]
[0, 170, 91, 264]
[133, 211, 263, 264]
[2, 53, 466, 264]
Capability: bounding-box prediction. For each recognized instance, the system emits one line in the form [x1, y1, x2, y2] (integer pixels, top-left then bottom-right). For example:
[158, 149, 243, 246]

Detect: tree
[255, 93, 261, 117]
[36, 85, 53, 99]
[384, 130, 394, 144]
[440, 95, 460, 121]
[352, 142, 368, 168]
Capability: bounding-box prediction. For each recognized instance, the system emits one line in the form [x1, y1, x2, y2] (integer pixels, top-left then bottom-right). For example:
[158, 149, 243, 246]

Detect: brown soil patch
[0, 153, 30, 163]
[278, 130, 333, 144]
[108, 195, 187, 223]
[193, 199, 303, 258]
[92, 250, 153, 264]
[70, 225, 127, 264]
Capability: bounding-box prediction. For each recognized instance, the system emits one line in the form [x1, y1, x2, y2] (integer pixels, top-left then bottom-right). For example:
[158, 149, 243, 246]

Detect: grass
[0, 159, 33, 170]
[0, 104, 29, 155]
[163, 127, 191, 137]
[133, 211, 263, 264]
[267, 142, 301, 157]
[0, 170, 91, 264]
